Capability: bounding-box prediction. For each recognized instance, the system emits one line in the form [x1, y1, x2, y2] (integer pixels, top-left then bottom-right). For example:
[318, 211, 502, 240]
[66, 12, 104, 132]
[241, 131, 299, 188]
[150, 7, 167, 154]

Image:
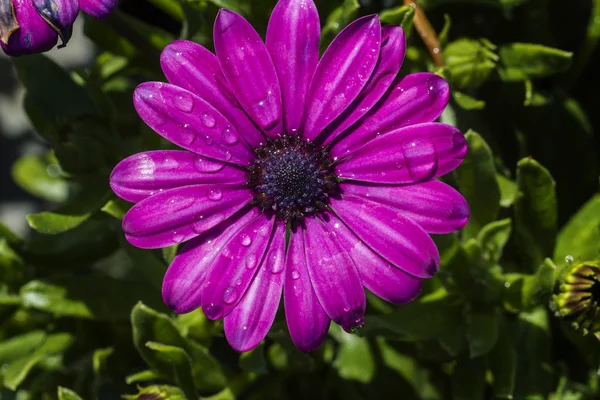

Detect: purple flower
[110, 0, 469, 352]
[1, 0, 78, 56]
[79, 0, 118, 19]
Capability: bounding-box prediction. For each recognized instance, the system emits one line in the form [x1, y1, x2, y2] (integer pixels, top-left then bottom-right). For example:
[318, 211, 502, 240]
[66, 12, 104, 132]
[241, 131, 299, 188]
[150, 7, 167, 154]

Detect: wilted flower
[110, 0, 469, 352]
[553, 260, 600, 339]
[0, 0, 118, 56]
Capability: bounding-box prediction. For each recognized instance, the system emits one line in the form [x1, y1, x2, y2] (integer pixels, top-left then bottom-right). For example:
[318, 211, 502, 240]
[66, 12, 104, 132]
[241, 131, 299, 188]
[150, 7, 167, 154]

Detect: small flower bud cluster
[553, 259, 600, 340]
[1, 0, 118, 56]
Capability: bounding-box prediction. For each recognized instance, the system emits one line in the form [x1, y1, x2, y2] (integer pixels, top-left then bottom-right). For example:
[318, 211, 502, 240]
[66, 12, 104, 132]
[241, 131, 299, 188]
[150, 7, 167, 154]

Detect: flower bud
[553, 260, 600, 339]
[0, 0, 78, 56]
[78, 0, 118, 19]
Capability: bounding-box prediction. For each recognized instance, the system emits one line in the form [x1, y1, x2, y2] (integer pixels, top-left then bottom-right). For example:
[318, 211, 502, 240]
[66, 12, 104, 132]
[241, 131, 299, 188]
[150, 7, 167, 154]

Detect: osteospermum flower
[110, 0, 469, 352]
[0, 0, 118, 56]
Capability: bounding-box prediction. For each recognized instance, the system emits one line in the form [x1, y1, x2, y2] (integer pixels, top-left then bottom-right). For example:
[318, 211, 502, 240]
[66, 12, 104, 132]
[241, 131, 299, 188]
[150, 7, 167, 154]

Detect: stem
[403, 0, 444, 67]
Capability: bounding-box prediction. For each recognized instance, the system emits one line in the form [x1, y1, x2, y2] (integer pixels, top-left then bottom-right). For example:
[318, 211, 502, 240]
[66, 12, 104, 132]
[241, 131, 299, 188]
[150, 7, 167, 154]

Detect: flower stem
[403, 0, 444, 67]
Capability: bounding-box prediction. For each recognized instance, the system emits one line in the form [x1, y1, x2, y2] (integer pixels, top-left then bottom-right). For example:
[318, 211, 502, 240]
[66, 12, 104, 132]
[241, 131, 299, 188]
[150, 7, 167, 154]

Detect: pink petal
[336, 123, 467, 184]
[224, 221, 286, 352]
[200, 212, 275, 320]
[134, 82, 254, 166]
[162, 208, 260, 314]
[303, 216, 365, 333]
[318, 26, 406, 145]
[331, 73, 450, 158]
[161, 40, 265, 148]
[122, 185, 253, 249]
[325, 212, 422, 304]
[214, 9, 283, 137]
[330, 195, 439, 278]
[284, 223, 330, 352]
[302, 15, 382, 141]
[339, 180, 469, 234]
[266, 0, 320, 134]
[110, 151, 247, 203]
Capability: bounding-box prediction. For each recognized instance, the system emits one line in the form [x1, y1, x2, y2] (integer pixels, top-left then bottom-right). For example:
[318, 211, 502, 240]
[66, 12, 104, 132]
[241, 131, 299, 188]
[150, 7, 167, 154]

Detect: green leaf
[92, 347, 114, 376]
[11, 152, 68, 203]
[121, 238, 167, 291]
[498, 43, 573, 81]
[147, 0, 184, 21]
[3, 333, 73, 390]
[125, 369, 160, 384]
[123, 385, 186, 400]
[57, 387, 83, 400]
[554, 194, 600, 263]
[453, 91, 486, 110]
[131, 302, 226, 392]
[19, 277, 162, 321]
[514, 158, 557, 271]
[26, 212, 91, 235]
[496, 174, 518, 208]
[205, 0, 250, 15]
[239, 343, 268, 375]
[0, 331, 46, 365]
[332, 326, 375, 383]
[522, 258, 557, 309]
[466, 310, 500, 358]
[488, 317, 517, 399]
[379, 5, 415, 33]
[146, 341, 197, 400]
[455, 131, 501, 239]
[320, 0, 360, 52]
[477, 218, 512, 263]
[0, 222, 21, 244]
[445, 38, 498, 89]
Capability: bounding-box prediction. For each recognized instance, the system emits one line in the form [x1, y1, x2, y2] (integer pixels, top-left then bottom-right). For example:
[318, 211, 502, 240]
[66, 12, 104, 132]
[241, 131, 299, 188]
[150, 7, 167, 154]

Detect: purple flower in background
[0, 0, 118, 55]
[110, 0, 469, 352]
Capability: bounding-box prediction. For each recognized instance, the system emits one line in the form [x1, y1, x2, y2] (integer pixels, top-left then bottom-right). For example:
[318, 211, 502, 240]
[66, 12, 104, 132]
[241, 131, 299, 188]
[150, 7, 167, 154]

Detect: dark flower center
[247, 135, 338, 221]
[591, 280, 600, 305]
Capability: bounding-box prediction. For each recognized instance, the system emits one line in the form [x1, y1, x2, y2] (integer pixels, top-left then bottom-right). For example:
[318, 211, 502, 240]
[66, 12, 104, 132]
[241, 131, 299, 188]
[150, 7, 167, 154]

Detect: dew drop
[167, 195, 196, 212]
[207, 187, 223, 201]
[246, 254, 257, 269]
[174, 92, 194, 112]
[566, 255, 574, 264]
[401, 138, 437, 182]
[224, 151, 232, 161]
[222, 287, 239, 304]
[239, 233, 252, 247]
[172, 231, 184, 243]
[235, 278, 242, 286]
[395, 161, 403, 169]
[204, 303, 222, 319]
[222, 127, 240, 145]
[201, 112, 216, 128]
[270, 254, 284, 274]
[291, 270, 300, 280]
[193, 156, 225, 173]
[204, 135, 214, 145]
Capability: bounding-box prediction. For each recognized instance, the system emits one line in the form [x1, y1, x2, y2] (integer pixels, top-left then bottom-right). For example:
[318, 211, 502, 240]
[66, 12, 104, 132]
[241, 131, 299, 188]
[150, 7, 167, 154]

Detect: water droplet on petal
[239, 233, 252, 247]
[222, 127, 240, 145]
[246, 254, 257, 269]
[222, 287, 239, 304]
[172, 231, 184, 243]
[193, 156, 225, 173]
[395, 161, 403, 169]
[167, 195, 196, 212]
[204, 303, 222, 319]
[235, 279, 242, 286]
[291, 270, 300, 280]
[174, 92, 194, 112]
[207, 187, 223, 201]
[270, 254, 283, 274]
[204, 135, 214, 145]
[224, 151, 232, 161]
[202, 112, 216, 128]
[402, 138, 437, 182]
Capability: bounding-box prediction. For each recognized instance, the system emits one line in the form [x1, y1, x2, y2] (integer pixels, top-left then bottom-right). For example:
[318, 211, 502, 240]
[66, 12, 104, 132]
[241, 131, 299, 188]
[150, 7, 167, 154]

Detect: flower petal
[318, 26, 406, 145]
[134, 82, 254, 166]
[200, 212, 275, 320]
[330, 195, 439, 278]
[214, 9, 283, 137]
[32, 0, 79, 47]
[79, 0, 118, 19]
[266, 0, 320, 134]
[336, 123, 467, 184]
[339, 180, 469, 234]
[326, 212, 422, 304]
[110, 151, 247, 203]
[331, 73, 450, 158]
[284, 223, 330, 352]
[302, 15, 381, 141]
[303, 216, 365, 332]
[122, 184, 253, 249]
[1, 0, 57, 56]
[162, 208, 260, 314]
[224, 220, 286, 352]
[160, 40, 264, 147]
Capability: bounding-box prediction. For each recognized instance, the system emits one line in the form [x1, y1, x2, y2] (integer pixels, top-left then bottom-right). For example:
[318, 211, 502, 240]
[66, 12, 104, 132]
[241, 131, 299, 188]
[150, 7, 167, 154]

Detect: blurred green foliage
[1, 0, 600, 399]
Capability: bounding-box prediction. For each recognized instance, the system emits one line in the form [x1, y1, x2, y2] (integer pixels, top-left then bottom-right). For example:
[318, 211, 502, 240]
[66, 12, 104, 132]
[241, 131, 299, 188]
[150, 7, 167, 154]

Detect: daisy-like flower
[110, 0, 469, 352]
